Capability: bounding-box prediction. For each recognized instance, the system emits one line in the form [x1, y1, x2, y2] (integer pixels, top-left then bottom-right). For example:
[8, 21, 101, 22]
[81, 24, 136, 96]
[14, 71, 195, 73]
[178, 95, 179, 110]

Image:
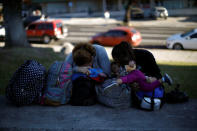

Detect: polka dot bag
[6, 60, 47, 106]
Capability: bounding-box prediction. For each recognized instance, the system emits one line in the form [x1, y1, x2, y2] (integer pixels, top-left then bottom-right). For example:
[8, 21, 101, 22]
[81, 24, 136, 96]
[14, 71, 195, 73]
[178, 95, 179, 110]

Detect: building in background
[22, 0, 197, 18]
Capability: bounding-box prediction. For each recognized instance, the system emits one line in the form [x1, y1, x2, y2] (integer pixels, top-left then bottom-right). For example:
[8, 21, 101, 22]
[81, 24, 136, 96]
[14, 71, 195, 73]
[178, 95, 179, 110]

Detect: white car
[166, 28, 197, 50]
[150, 7, 168, 19]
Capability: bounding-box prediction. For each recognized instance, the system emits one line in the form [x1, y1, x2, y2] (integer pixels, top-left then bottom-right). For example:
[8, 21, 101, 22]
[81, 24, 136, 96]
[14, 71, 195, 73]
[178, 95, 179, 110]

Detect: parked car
[131, 7, 144, 19]
[90, 26, 142, 47]
[149, 6, 168, 19]
[23, 15, 41, 27]
[166, 28, 197, 50]
[26, 19, 67, 44]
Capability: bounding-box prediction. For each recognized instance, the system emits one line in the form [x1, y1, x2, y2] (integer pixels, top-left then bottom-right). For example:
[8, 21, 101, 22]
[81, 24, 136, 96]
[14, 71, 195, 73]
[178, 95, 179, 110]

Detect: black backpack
[70, 77, 97, 106]
[165, 84, 189, 103]
[6, 60, 46, 106]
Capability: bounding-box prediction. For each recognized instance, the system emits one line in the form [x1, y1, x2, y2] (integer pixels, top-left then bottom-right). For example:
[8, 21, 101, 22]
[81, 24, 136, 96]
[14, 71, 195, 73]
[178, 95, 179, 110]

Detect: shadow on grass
[0, 46, 66, 95]
[159, 64, 197, 98]
[137, 45, 167, 49]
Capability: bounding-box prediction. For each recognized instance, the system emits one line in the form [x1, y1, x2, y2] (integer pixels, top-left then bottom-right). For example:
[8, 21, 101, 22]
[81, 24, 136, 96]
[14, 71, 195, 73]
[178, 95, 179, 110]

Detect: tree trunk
[123, 0, 132, 26]
[3, 0, 29, 47]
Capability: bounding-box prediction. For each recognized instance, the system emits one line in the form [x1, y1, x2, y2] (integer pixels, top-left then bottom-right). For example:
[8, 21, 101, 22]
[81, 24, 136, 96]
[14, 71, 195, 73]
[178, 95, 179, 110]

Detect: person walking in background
[104, 10, 110, 24]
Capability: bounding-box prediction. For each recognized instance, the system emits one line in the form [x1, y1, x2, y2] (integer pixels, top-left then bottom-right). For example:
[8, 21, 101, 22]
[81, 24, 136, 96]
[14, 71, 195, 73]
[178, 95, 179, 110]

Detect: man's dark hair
[112, 42, 136, 65]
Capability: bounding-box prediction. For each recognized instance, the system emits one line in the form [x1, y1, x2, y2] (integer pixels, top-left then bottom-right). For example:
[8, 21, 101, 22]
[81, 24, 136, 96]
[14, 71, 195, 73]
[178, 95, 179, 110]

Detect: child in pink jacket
[109, 61, 172, 92]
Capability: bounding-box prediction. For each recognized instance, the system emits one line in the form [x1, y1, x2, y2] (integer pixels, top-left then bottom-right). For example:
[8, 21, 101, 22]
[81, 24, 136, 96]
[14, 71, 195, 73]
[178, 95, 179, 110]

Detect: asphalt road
[63, 24, 193, 48]
[1, 17, 197, 63]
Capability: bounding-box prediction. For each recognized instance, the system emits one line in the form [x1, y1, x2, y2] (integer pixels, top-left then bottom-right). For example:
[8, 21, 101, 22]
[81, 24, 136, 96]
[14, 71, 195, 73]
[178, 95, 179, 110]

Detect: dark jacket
[134, 49, 162, 79]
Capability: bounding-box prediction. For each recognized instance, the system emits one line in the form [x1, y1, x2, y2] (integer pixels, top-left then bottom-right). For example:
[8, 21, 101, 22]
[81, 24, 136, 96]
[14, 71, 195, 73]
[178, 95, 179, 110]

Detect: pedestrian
[104, 10, 110, 24]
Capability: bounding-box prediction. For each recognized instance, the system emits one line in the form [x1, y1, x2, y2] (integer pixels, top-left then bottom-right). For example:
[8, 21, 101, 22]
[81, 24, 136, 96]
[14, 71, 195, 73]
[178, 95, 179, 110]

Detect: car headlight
[131, 35, 140, 41]
[166, 39, 175, 48]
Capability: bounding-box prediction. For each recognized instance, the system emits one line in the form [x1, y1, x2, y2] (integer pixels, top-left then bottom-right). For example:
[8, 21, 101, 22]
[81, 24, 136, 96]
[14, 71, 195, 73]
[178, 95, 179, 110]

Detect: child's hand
[146, 76, 157, 83]
[78, 66, 91, 75]
[99, 73, 107, 77]
[116, 79, 122, 84]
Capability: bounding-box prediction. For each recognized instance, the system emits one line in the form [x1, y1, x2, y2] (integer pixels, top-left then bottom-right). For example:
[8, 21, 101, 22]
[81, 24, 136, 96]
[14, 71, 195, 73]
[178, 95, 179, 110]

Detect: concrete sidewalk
[104, 47, 197, 63]
[31, 43, 197, 63]
[0, 96, 197, 131]
[54, 16, 197, 28]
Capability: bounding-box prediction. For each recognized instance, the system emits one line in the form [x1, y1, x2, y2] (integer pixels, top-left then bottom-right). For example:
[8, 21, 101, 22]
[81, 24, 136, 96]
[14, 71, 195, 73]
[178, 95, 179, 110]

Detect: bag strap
[56, 62, 64, 86]
[151, 89, 155, 110]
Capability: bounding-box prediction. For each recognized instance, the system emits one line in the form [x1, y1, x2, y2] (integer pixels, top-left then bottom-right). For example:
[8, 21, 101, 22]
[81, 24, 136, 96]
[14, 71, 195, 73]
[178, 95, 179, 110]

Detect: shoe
[162, 73, 173, 85]
[103, 81, 118, 94]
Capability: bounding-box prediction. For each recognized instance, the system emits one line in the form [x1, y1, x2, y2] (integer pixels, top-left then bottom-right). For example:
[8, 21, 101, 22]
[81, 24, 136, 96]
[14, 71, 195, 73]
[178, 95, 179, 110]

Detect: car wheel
[173, 43, 183, 50]
[43, 35, 51, 44]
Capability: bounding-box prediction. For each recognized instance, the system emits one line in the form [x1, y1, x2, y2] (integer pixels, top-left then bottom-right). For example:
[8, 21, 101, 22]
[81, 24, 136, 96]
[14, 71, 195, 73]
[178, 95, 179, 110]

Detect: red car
[90, 26, 142, 47]
[26, 19, 67, 43]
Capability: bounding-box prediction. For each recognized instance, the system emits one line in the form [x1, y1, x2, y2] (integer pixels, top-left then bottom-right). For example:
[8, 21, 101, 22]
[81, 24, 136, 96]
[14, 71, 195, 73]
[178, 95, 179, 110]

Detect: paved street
[53, 16, 197, 63]
[65, 24, 193, 47]
[1, 17, 197, 63]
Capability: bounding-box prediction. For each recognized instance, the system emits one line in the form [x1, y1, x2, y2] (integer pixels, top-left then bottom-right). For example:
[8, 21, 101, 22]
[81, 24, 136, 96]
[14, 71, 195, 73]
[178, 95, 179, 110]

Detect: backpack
[70, 76, 97, 106]
[96, 78, 131, 108]
[43, 61, 72, 106]
[165, 84, 189, 103]
[6, 60, 46, 106]
[132, 86, 165, 111]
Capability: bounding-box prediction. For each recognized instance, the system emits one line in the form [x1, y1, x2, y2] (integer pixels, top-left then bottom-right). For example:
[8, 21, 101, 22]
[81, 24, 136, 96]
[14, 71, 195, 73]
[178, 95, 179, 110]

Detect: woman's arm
[65, 53, 73, 65]
[93, 45, 111, 76]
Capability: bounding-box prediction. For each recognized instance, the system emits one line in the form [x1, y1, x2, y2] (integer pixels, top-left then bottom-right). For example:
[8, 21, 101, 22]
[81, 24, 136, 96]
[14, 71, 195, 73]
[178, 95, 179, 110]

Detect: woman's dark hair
[72, 43, 96, 57]
[112, 41, 135, 65]
[72, 43, 96, 66]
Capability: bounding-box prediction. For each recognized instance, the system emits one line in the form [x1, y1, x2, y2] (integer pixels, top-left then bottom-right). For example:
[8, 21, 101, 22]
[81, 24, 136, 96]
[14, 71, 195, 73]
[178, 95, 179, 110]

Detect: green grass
[157, 61, 197, 98]
[0, 47, 197, 98]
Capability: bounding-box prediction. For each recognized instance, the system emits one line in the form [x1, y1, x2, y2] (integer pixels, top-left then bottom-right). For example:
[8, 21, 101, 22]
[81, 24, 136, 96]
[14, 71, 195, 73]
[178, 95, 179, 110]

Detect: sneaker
[103, 81, 118, 94]
[162, 73, 173, 85]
